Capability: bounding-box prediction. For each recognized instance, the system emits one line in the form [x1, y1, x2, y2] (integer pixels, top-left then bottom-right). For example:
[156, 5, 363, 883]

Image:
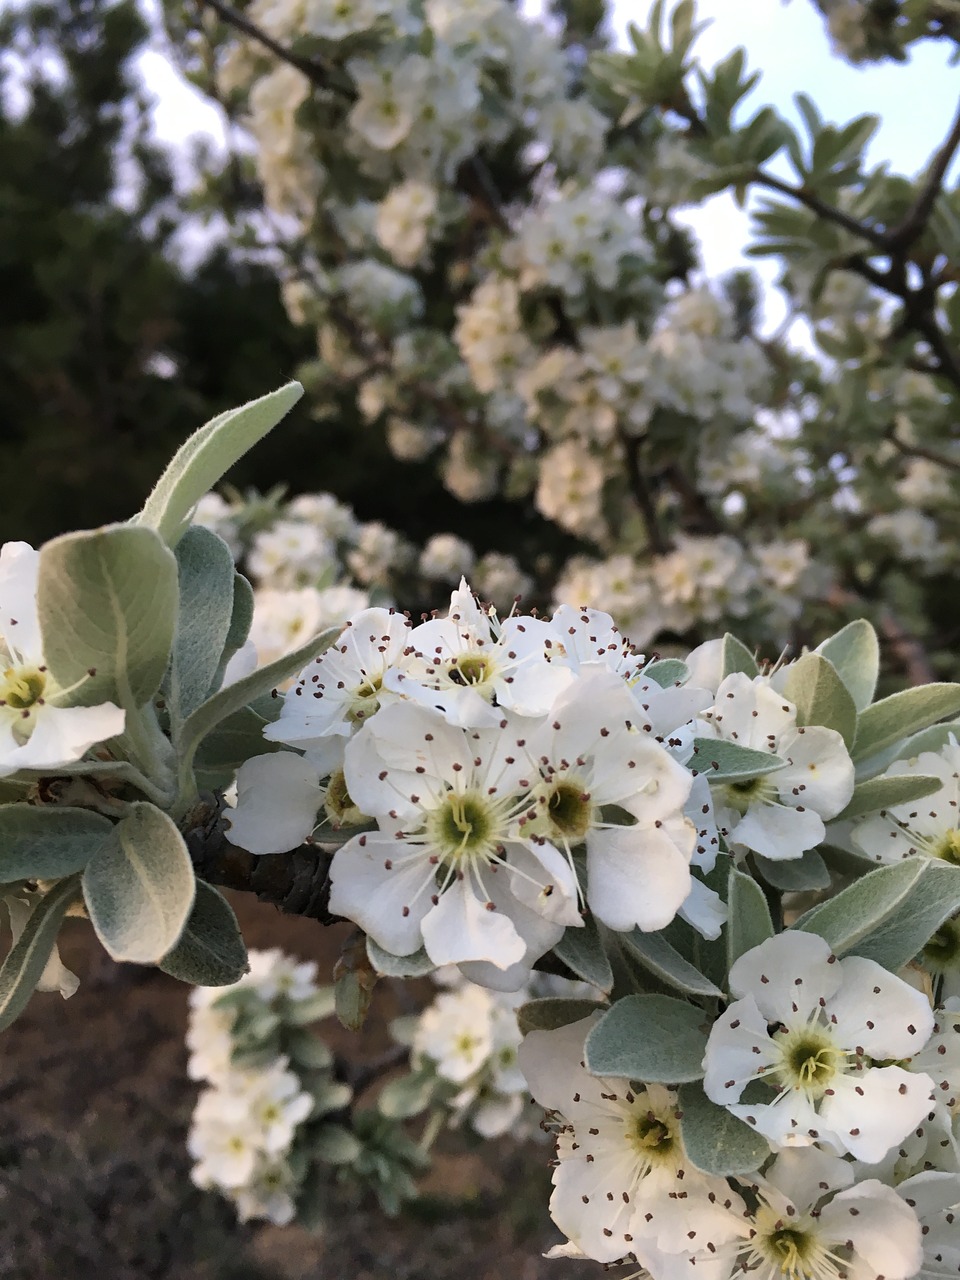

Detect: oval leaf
[721, 633, 759, 680]
[554, 915, 613, 991]
[620, 928, 723, 998]
[852, 862, 960, 971]
[584, 993, 709, 1083]
[679, 1083, 770, 1176]
[137, 383, 303, 546]
[783, 652, 857, 748]
[0, 805, 113, 882]
[518, 997, 606, 1036]
[754, 849, 830, 892]
[690, 739, 785, 782]
[83, 802, 195, 963]
[816, 620, 879, 712]
[37, 524, 178, 708]
[158, 879, 247, 986]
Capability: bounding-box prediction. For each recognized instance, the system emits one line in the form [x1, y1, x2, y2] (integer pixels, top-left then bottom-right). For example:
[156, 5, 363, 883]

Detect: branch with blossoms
[3, 386, 960, 1275]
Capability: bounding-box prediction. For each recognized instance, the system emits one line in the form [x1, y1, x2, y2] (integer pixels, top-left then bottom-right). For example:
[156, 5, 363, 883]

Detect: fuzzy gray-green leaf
[83, 802, 195, 963]
[37, 524, 178, 707]
[0, 805, 114, 883]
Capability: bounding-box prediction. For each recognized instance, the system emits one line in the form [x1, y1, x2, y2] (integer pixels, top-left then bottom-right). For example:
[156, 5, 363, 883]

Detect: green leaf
[0, 876, 79, 1030]
[721, 633, 759, 680]
[816, 620, 879, 713]
[312, 1124, 363, 1165]
[136, 383, 304, 546]
[619, 929, 723, 998]
[794, 858, 926, 955]
[754, 850, 830, 892]
[168, 526, 236, 726]
[211, 572, 255, 692]
[37, 524, 178, 708]
[193, 705, 283, 790]
[584, 993, 709, 1083]
[554, 915, 613, 991]
[378, 1068, 439, 1119]
[727, 867, 774, 970]
[783, 653, 857, 748]
[851, 862, 960, 971]
[82, 802, 195, 964]
[517, 997, 605, 1036]
[158, 879, 247, 985]
[690, 738, 785, 782]
[836, 773, 943, 822]
[854, 684, 960, 762]
[642, 659, 689, 689]
[679, 1083, 769, 1175]
[287, 1029, 335, 1070]
[175, 623, 341, 809]
[0, 805, 113, 882]
[366, 938, 436, 978]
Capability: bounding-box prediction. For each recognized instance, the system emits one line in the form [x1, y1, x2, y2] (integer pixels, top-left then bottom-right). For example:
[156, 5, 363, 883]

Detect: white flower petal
[729, 798, 825, 861]
[820, 1067, 935, 1163]
[826, 955, 935, 1059]
[820, 1180, 923, 1279]
[729, 932, 840, 1020]
[226, 753, 324, 854]
[420, 876, 527, 969]
[327, 832, 433, 957]
[586, 819, 693, 933]
[0, 701, 125, 777]
[776, 725, 855, 820]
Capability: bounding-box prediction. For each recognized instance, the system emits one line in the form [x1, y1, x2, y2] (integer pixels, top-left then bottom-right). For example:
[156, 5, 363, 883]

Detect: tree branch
[618, 431, 668, 555]
[885, 425, 960, 473]
[886, 98, 960, 252]
[184, 793, 338, 922]
[751, 170, 889, 248]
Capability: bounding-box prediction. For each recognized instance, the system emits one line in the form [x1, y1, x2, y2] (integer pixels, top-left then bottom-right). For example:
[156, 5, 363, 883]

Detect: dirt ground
[0, 892, 589, 1280]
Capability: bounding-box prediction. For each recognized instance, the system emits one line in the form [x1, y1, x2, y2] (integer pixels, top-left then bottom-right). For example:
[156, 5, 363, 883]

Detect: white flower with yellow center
[726, 1147, 922, 1280]
[518, 668, 697, 934]
[518, 1015, 744, 1265]
[850, 736, 960, 868]
[0, 541, 124, 777]
[699, 674, 855, 862]
[264, 607, 410, 748]
[703, 932, 937, 1162]
[384, 581, 575, 729]
[413, 984, 495, 1084]
[327, 700, 580, 981]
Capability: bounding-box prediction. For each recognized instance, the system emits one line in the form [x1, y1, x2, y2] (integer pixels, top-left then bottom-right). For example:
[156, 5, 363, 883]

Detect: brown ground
[0, 894, 588, 1280]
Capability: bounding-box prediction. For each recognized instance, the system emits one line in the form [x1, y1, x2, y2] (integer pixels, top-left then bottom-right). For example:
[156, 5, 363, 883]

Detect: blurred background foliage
[0, 0, 572, 564]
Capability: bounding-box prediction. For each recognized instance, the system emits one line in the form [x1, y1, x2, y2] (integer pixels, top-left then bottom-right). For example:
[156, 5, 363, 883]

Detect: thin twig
[886, 427, 960, 473]
[195, 0, 351, 94]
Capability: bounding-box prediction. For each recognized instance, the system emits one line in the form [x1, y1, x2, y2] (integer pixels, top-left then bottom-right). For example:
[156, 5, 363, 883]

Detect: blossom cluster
[521, 968, 960, 1280]
[191, 490, 532, 665]
[384, 966, 593, 1142]
[224, 578, 876, 980]
[186, 948, 352, 1225]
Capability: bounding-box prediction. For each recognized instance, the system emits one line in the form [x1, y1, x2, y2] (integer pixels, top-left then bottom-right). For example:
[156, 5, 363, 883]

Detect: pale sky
[138, 0, 960, 327]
